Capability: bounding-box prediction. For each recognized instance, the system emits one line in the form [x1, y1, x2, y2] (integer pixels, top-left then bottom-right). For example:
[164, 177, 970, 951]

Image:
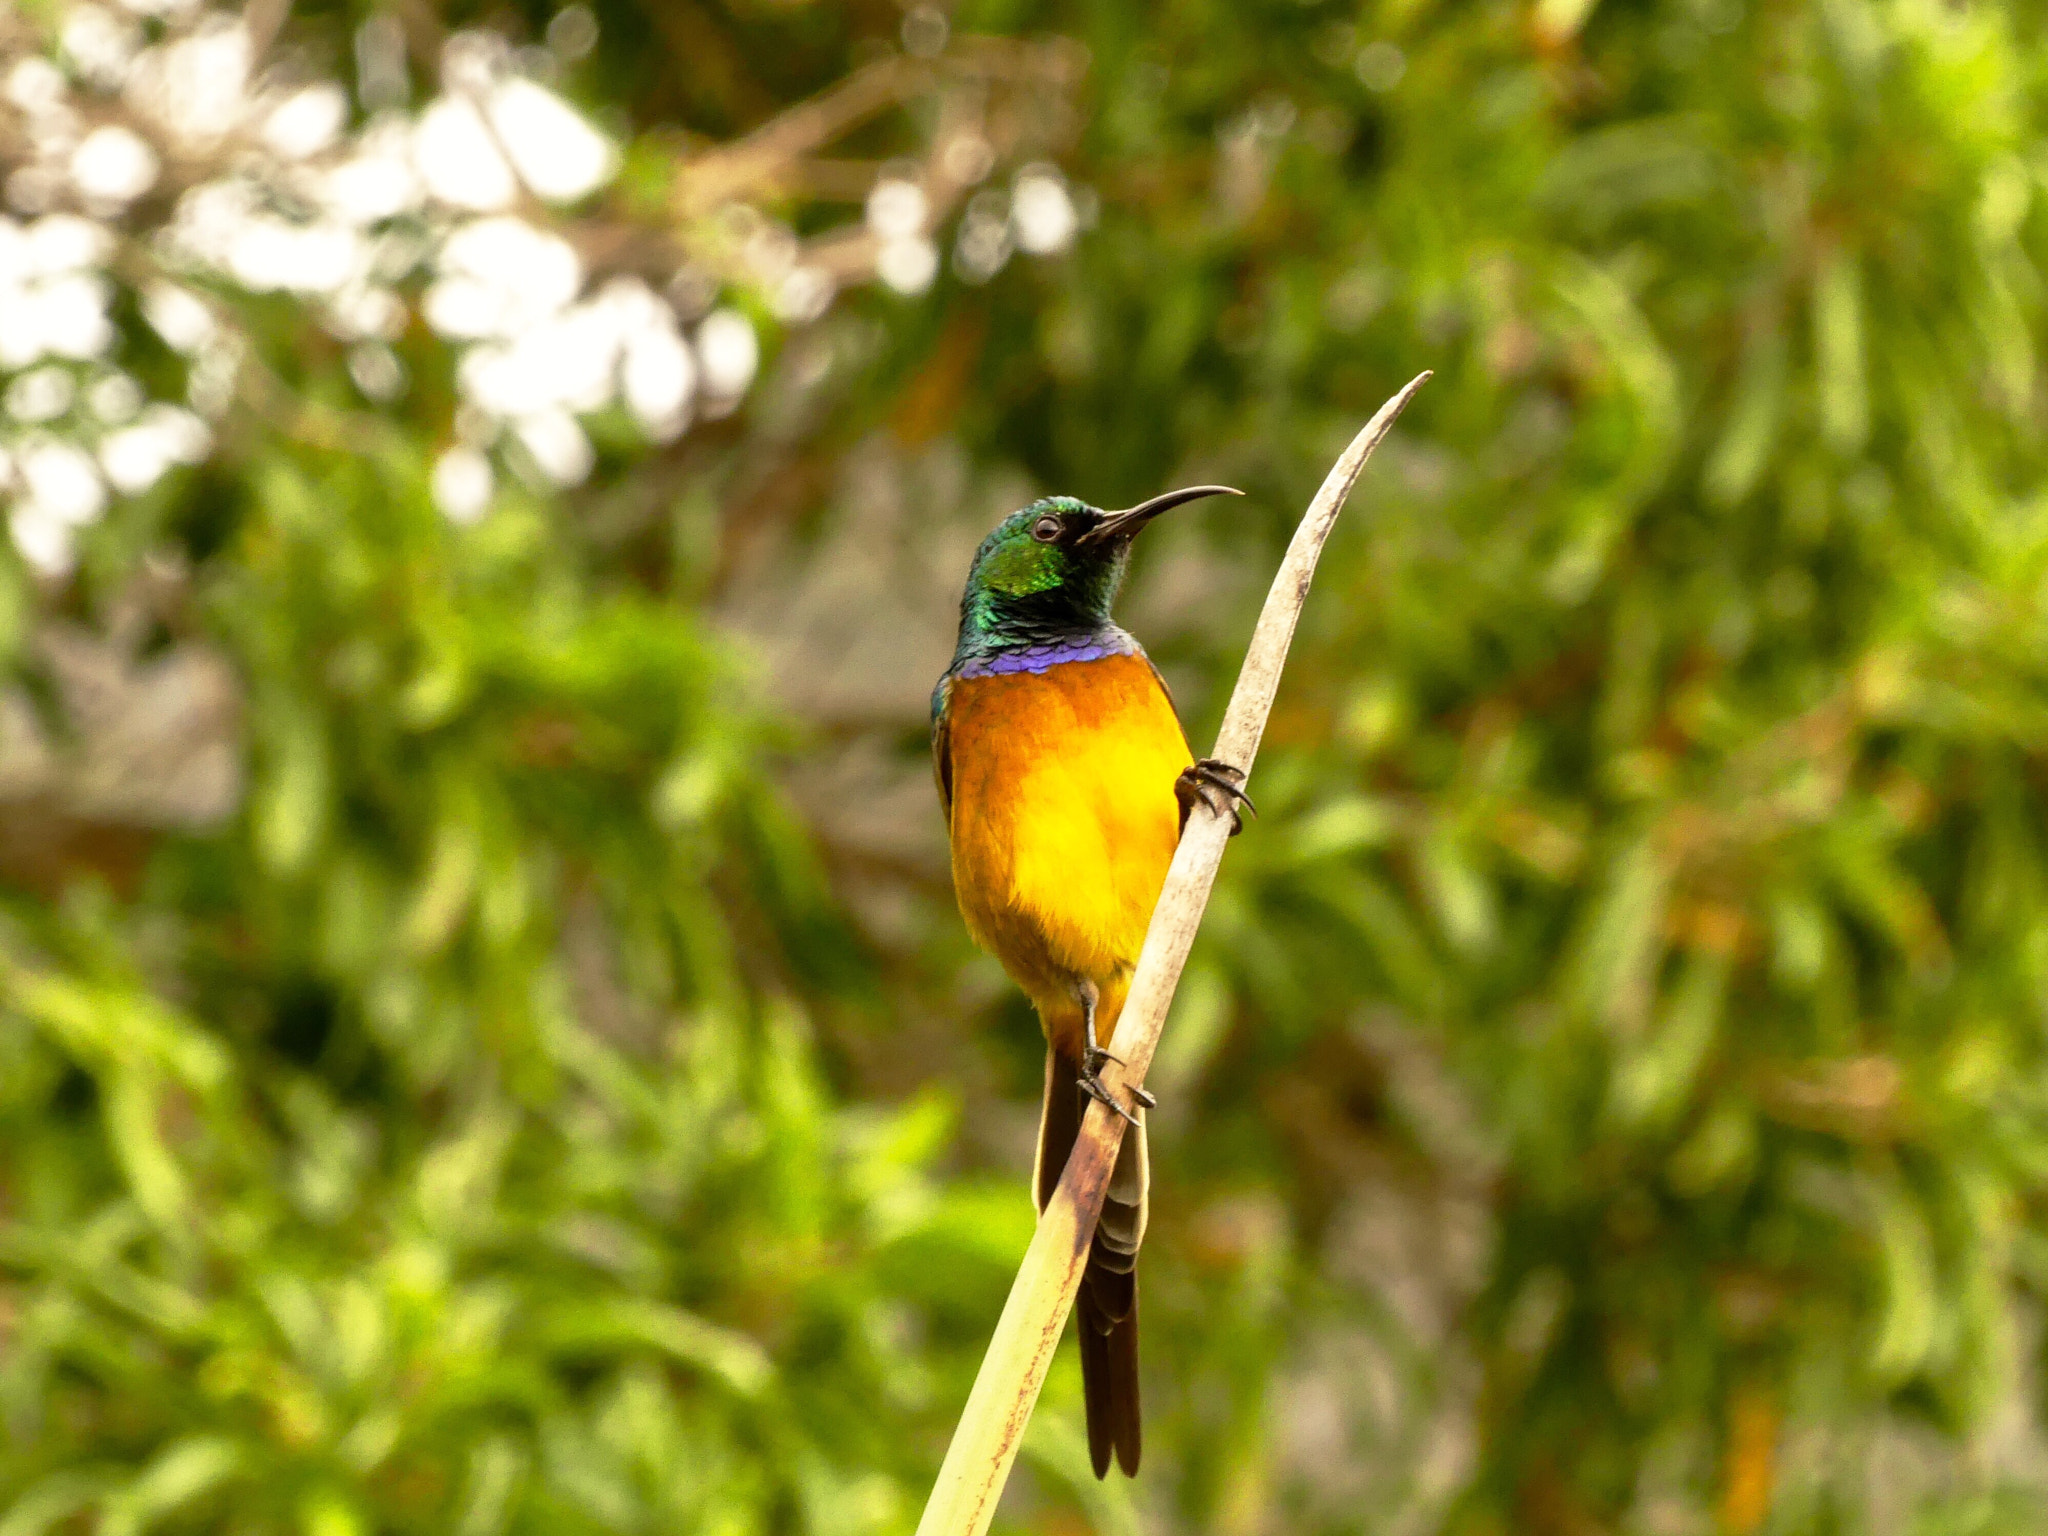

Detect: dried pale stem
[914, 371, 1433, 1536]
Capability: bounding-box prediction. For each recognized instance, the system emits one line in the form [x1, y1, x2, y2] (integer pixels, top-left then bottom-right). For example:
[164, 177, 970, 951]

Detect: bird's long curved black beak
[1079, 485, 1242, 545]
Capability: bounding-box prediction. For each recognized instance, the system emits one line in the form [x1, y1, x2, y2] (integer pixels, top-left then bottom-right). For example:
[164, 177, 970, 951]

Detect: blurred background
[2, 0, 2046, 1532]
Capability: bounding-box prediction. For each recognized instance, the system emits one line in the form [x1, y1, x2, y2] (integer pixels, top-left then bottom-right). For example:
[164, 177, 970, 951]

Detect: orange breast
[942, 653, 1189, 1041]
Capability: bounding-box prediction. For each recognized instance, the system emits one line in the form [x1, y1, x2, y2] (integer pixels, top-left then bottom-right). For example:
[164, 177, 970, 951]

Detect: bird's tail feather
[1037, 1048, 1147, 1478]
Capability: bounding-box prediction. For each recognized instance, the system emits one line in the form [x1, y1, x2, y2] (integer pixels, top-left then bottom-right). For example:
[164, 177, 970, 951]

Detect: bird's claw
[1087, 1044, 1159, 1108]
[1079, 1070, 1143, 1128]
[1075, 972, 1153, 1123]
[1176, 758, 1256, 836]
[1082, 1043, 1156, 1119]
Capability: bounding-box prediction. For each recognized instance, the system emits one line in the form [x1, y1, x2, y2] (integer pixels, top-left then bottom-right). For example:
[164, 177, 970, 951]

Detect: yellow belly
[942, 653, 1189, 1055]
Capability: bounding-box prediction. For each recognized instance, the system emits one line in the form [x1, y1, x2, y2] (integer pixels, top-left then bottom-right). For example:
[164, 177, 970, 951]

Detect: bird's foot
[1176, 758, 1256, 836]
[1079, 1071, 1144, 1127]
[1081, 1044, 1157, 1117]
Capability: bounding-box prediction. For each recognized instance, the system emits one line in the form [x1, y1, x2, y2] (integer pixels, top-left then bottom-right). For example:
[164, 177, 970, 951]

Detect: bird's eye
[1030, 515, 1062, 543]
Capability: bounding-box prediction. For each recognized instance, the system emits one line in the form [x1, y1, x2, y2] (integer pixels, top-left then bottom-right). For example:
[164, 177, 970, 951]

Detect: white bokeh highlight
[486, 76, 615, 203]
[1012, 166, 1078, 255]
[412, 96, 518, 212]
[71, 125, 159, 205]
[142, 283, 216, 353]
[262, 83, 347, 160]
[696, 308, 758, 401]
[100, 406, 210, 495]
[3, 1, 1083, 561]
[432, 445, 494, 524]
[878, 236, 939, 295]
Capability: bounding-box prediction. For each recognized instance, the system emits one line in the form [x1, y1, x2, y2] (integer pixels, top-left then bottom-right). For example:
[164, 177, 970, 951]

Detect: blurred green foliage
[11, 1, 2048, 1534]
[0, 435, 1024, 1533]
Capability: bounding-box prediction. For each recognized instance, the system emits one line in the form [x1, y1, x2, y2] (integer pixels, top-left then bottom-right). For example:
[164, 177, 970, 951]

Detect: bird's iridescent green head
[953, 486, 1241, 657]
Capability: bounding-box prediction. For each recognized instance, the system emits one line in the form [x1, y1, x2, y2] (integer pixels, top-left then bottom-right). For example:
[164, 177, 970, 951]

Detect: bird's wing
[1142, 653, 1176, 712]
[929, 674, 955, 821]
[1141, 654, 1193, 755]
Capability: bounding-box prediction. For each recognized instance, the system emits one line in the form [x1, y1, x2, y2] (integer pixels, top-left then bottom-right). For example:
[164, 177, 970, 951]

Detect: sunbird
[931, 486, 1251, 1478]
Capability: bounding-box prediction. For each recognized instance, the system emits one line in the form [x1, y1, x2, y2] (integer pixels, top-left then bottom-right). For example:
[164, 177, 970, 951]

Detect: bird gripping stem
[915, 371, 1433, 1535]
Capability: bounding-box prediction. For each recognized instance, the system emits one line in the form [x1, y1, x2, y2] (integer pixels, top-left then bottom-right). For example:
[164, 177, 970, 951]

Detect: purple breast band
[953, 631, 1140, 678]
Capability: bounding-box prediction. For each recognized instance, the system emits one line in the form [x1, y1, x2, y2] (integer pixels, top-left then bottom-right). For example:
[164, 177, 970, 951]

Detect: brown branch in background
[672, 38, 1086, 219]
[913, 372, 1432, 1536]
[241, 0, 295, 69]
[674, 55, 929, 217]
[383, 0, 449, 81]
